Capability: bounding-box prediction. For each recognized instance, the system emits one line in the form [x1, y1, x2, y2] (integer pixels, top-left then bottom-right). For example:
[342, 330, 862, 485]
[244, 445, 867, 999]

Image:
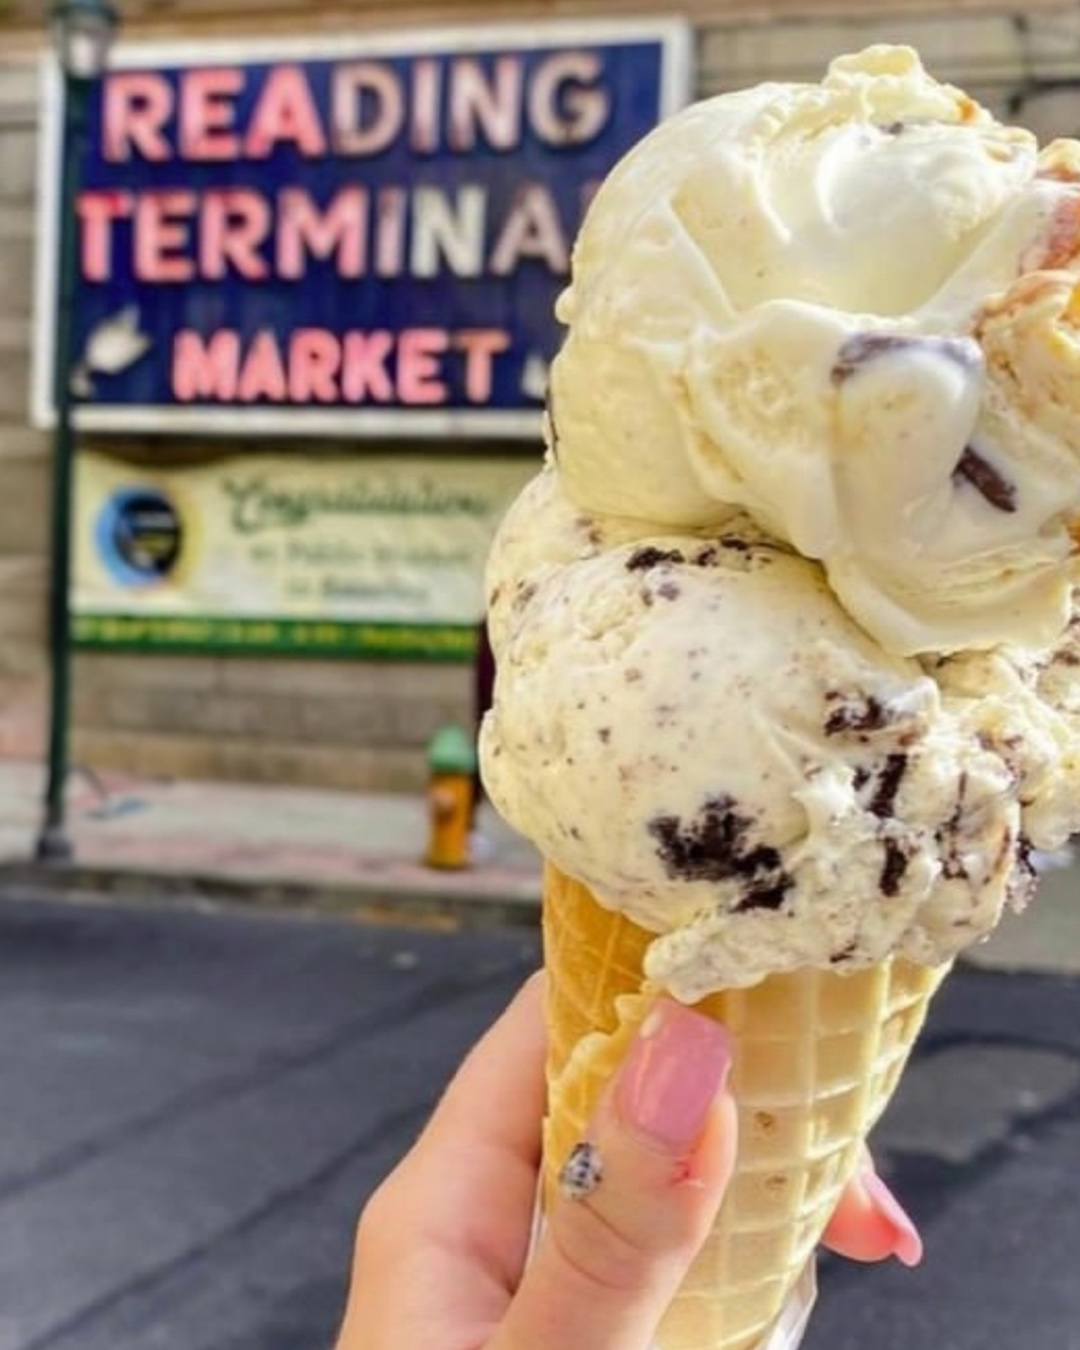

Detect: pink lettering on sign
[171, 327, 513, 405]
[199, 190, 272, 280]
[77, 190, 134, 282]
[103, 72, 173, 162]
[454, 329, 512, 403]
[179, 67, 244, 161]
[173, 330, 241, 401]
[410, 58, 442, 153]
[373, 188, 407, 278]
[277, 187, 367, 279]
[134, 191, 197, 282]
[289, 329, 341, 402]
[98, 49, 617, 164]
[332, 62, 404, 156]
[529, 52, 609, 146]
[237, 330, 288, 401]
[341, 332, 395, 403]
[490, 183, 568, 275]
[246, 65, 328, 159]
[447, 56, 523, 152]
[410, 186, 485, 279]
[398, 329, 450, 405]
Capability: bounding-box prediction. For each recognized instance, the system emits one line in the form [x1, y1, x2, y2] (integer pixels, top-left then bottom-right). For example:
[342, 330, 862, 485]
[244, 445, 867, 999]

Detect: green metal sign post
[36, 0, 119, 861]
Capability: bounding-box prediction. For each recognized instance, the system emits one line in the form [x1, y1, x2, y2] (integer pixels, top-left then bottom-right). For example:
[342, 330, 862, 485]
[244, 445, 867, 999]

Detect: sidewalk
[0, 755, 1077, 972]
[0, 758, 543, 926]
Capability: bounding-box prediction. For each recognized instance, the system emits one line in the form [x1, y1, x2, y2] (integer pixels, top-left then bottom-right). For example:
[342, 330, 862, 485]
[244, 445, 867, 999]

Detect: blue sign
[34, 21, 691, 437]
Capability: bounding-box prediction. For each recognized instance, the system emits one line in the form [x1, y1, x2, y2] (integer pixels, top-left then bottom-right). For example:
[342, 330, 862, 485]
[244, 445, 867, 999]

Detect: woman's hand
[336, 972, 920, 1350]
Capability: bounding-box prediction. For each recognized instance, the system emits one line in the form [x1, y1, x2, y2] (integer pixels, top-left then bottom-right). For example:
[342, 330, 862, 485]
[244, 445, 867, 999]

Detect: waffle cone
[542, 864, 949, 1350]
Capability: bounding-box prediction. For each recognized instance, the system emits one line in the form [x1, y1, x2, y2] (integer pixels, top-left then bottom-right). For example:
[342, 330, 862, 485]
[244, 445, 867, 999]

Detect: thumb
[492, 999, 737, 1350]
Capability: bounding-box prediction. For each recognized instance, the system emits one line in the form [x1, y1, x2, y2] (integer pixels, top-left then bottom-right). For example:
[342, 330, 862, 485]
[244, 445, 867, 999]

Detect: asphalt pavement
[1, 890, 1079, 1350]
[0, 892, 538, 1350]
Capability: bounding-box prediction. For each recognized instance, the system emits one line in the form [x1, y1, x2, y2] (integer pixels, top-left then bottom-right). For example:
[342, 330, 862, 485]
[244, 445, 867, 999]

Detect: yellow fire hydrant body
[424, 725, 478, 870]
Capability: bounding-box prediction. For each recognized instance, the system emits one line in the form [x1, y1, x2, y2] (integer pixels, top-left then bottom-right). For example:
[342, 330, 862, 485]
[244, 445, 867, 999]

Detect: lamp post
[36, 0, 119, 862]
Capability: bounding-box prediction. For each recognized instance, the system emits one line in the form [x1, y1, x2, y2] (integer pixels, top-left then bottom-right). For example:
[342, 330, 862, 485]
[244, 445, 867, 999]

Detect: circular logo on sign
[95, 486, 183, 587]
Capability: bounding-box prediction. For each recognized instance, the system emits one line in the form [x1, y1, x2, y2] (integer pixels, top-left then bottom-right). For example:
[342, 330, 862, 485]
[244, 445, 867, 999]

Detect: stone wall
[1, 0, 1077, 788]
[0, 59, 50, 760]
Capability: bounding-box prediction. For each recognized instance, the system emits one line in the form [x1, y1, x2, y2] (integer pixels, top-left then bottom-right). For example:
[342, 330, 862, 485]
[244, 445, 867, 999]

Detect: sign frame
[72, 448, 538, 660]
[31, 17, 693, 439]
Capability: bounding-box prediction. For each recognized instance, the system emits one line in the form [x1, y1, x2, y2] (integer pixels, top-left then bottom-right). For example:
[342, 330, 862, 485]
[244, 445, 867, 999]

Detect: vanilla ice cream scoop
[550, 45, 1080, 654]
[926, 599, 1080, 853]
[481, 476, 1030, 998]
[484, 466, 741, 653]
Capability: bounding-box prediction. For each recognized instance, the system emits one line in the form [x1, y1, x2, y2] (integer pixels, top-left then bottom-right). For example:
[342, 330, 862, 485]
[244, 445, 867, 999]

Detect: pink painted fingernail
[615, 1000, 733, 1150]
[861, 1168, 924, 1267]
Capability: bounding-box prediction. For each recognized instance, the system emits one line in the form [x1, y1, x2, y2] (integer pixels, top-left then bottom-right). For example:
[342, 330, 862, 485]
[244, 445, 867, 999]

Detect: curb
[0, 860, 543, 932]
[6, 862, 1071, 980]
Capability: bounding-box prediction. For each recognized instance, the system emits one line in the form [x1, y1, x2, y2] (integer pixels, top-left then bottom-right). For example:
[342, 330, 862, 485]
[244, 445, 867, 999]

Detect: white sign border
[31, 16, 694, 439]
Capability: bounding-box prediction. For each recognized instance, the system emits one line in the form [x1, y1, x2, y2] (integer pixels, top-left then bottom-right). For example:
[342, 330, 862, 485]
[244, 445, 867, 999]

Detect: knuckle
[353, 1173, 402, 1264]
[548, 1198, 660, 1296]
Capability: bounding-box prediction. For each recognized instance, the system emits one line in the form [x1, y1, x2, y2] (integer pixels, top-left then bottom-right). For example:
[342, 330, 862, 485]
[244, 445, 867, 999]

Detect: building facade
[0, 0, 1077, 792]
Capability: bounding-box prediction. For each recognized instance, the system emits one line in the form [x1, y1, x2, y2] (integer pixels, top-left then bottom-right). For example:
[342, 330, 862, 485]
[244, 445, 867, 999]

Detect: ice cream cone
[542, 864, 950, 1350]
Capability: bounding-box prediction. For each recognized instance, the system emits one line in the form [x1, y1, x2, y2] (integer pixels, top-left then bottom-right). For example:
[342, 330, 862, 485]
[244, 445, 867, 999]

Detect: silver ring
[558, 1140, 604, 1200]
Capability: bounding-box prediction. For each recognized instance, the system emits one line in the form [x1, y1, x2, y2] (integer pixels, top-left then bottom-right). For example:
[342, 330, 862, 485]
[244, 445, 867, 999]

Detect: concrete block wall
[71, 655, 475, 791]
[0, 0, 1077, 788]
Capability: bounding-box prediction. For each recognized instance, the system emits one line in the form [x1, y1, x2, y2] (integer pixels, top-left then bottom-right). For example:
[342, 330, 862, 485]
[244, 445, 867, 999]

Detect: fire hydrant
[424, 725, 478, 869]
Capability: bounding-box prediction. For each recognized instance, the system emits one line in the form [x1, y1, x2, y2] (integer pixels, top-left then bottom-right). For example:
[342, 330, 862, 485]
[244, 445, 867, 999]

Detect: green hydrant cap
[428, 724, 478, 775]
